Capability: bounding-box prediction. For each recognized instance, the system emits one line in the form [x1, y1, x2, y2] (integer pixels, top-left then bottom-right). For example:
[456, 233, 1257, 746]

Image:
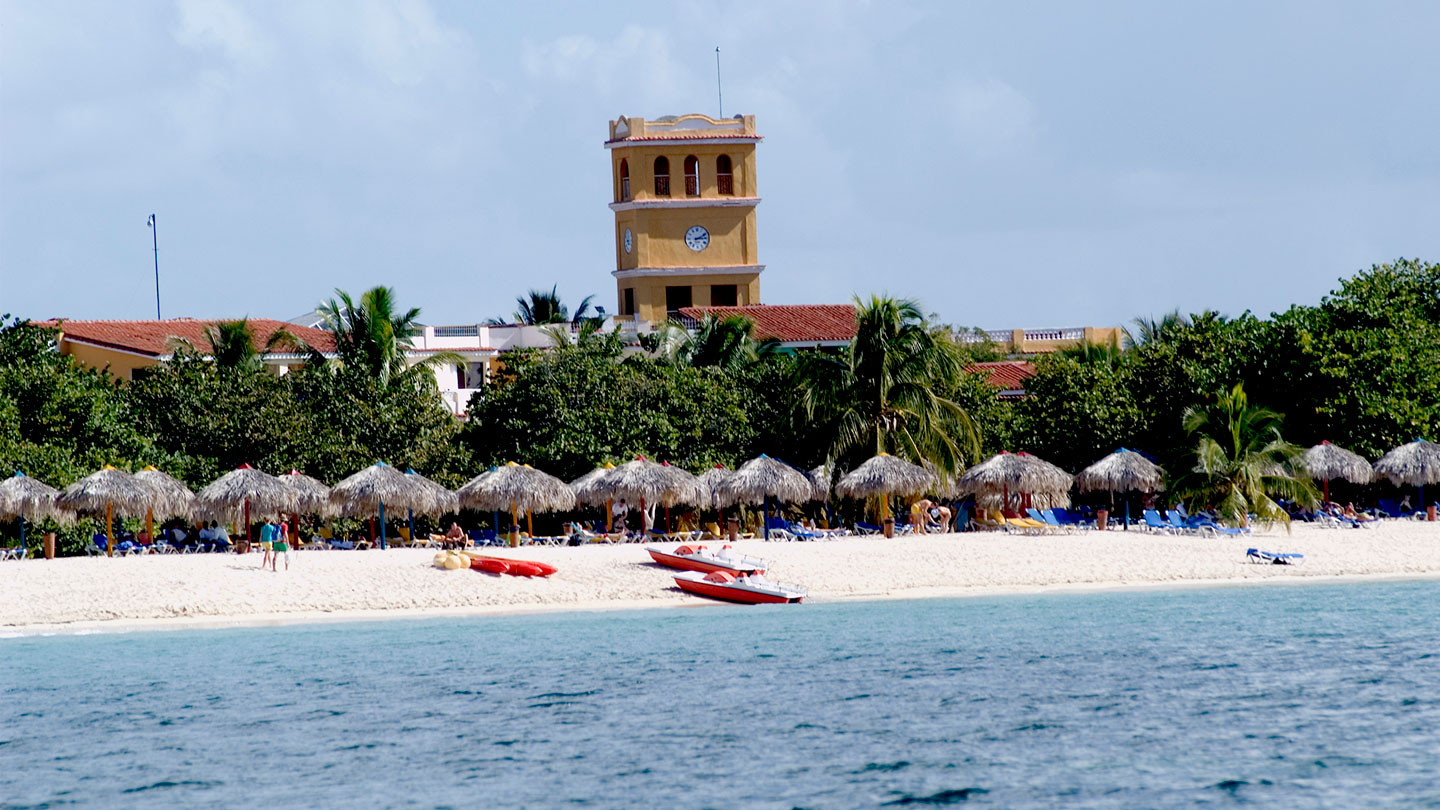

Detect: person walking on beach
[259, 520, 275, 568]
[272, 518, 291, 571]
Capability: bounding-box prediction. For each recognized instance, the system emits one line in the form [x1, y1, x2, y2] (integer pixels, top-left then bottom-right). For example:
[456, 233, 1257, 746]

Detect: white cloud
[941, 75, 1037, 158]
[521, 25, 694, 105]
[174, 0, 272, 69]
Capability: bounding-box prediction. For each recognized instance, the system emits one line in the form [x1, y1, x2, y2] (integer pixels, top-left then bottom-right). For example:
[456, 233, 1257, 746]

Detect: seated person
[198, 524, 215, 543]
[135, 529, 152, 546]
[1342, 502, 1375, 522]
[443, 522, 468, 549]
[211, 522, 232, 549]
[171, 526, 188, 546]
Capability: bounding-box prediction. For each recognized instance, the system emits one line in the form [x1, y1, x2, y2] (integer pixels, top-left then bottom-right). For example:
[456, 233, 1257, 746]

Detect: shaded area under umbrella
[458, 462, 575, 540]
[404, 468, 459, 543]
[836, 453, 937, 535]
[196, 464, 299, 549]
[716, 454, 812, 540]
[957, 451, 1072, 520]
[567, 457, 702, 537]
[0, 471, 65, 555]
[1074, 448, 1164, 529]
[329, 462, 427, 549]
[57, 466, 156, 557]
[134, 466, 196, 544]
[1373, 439, 1440, 519]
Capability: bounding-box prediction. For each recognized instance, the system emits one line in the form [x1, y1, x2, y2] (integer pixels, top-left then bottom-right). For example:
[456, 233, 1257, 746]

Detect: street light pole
[147, 214, 160, 319]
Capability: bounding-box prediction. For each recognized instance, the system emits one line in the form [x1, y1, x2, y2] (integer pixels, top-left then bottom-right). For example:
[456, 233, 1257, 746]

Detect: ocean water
[4, 582, 1439, 809]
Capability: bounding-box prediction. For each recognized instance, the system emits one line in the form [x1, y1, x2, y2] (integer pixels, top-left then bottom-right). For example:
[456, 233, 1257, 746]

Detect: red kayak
[467, 555, 558, 577]
[646, 544, 767, 576]
[673, 570, 805, 604]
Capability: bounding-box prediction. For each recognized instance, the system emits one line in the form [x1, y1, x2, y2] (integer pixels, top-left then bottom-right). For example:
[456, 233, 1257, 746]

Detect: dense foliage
[2, 259, 1437, 547]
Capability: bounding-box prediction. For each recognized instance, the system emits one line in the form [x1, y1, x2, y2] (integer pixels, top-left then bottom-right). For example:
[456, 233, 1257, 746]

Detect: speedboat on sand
[673, 570, 805, 604]
[646, 543, 768, 576]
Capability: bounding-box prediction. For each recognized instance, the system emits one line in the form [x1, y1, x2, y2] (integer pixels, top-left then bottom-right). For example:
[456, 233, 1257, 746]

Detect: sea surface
[4, 581, 1439, 809]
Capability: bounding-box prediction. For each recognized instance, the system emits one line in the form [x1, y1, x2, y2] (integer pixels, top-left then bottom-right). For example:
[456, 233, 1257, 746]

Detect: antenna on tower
[715, 46, 723, 118]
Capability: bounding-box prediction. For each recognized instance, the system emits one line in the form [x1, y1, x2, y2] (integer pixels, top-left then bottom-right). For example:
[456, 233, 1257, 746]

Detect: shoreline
[7, 568, 1438, 639]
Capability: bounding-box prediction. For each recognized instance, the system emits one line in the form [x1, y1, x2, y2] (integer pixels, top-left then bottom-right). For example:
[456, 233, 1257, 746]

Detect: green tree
[1011, 354, 1144, 472]
[504, 286, 596, 325]
[798, 295, 979, 476]
[195, 318, 293, 372]
[1179, 383, 1316, 527]
[308, 286, 459, 389]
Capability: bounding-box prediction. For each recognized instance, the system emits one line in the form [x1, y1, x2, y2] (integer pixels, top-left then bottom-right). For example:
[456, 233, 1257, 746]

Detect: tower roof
[607, 113, 760, 146]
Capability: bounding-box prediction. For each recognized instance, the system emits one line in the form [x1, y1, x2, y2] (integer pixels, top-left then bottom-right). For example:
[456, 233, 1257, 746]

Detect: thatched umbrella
[657, 462, 705, 531]
[697, 465, 733, 510]
[957, 451, 1073, 517]
[717, 455, 813, 540]
[276, 470, 334, 517]
[836, 454, 937, 532]
[1373, 439, 1440, 515]
[134, 466, 196, 543]
[1302, 441, 1373, 504]
[1075, 448, 1164, 529]
[57, 466, 156, 557]
[196, 464, 299, 548]
[0, 471, 65, 553]
[403, 468, 459, 542]
[329, 462, 427, 549]
[571, 462, 619, 528]
[807, 465, 831, 502]
[458, 462, 576, 538]
[570, 456, 703, 534]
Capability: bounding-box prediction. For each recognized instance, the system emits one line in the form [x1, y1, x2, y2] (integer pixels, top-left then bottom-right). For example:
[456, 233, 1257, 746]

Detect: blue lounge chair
[954, 504, 971, 532]
[1050, 507, 1092, 528]
[1036, 509, 1076, 533]
[1142, 509, 1176, 534]
[854, 521, 883, 535]
[1247, 548, 1303, 565]
[1, 546, 28, 560]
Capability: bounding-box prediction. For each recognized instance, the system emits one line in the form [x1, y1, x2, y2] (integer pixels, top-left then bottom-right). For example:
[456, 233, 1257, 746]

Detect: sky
[3, 0, 1438, 330]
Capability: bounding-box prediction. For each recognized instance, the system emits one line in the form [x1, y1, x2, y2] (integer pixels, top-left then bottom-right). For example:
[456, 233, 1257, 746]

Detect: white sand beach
[4, 520, 1438, 634]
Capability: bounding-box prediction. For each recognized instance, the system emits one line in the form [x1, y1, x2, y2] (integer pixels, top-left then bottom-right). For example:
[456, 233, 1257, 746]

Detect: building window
[683, 155, 699, 196]
[665, 285, 692, 317]
[623, 288, 635, 316]
[653, 156, 670, 197]
[710, 284, 738, 307]
[619, 158, 630, 202]
[716, 154, 733, 195]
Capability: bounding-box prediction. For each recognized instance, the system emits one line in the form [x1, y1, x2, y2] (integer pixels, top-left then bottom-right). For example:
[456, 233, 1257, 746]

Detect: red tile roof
[606, 132, 763, 144]
[679, 305, 858, 343]
[32, 318, 336, 356]
[966, 361, 1035, 395]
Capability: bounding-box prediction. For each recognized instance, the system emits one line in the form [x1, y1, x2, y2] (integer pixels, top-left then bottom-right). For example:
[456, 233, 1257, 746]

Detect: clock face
[623, 228, 633, 254]
[684, 225, 710, 252]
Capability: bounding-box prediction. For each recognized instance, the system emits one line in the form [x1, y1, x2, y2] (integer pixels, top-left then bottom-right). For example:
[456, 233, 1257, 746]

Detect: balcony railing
[654, 176, 670, 197]
[684, 175, 699, 196]
[717, 174, 733, 195]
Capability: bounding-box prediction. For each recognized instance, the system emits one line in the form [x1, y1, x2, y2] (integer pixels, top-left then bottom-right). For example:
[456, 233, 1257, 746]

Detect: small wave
[123, 779, 221, 793]
[882, 787, 988, 804]
[1211, 778, 1273, 794]
[858, 761, 910, 773]
[530, 690, 600, 699]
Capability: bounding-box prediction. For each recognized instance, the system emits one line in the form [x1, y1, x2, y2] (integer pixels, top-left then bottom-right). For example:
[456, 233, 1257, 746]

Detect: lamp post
[147, 214, 160, 319]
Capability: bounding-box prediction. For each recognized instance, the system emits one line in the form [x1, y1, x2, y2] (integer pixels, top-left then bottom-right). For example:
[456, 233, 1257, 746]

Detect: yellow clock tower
[606, 113, 763, 321]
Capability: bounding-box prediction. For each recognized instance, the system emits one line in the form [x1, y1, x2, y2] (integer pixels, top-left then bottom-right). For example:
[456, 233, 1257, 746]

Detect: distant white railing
[957, 328, 1088, 344]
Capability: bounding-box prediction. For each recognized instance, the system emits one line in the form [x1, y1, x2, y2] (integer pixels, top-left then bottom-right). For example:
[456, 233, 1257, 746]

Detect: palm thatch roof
[1075, 449, 1165, 494]
[195, 464, 300, 521]
[1373, 439, 1440, 487]
[922, 460, 962, 499]
[330, 462, 427, 518]
[570, 463, 618, 507]
[404, 468, 460, 516]
[457, 462, 576, 514]
[57, 466, 156, 517]
[956, 452, 1073, 497]
[567, 457, 704, 507]
[0, 472, 64, 522]
[835, 454, 937, 499]
[697, 465, 733, 509]
[1302, 441, 1373, 484]
[276, 469, 336, 517]
[715, 455, 813, 507]
[807, 465, 831, 502]
[134, 466, 196, 518]
[976, 490, 1071, 511]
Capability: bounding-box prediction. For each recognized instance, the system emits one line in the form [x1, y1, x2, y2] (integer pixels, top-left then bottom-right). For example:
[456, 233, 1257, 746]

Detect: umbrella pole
[106, 502, 114, 557]
[19, 515, 24, 552]
[379, 500, 387, 550]
[666, 505, 671, 533]
[527, 511, 534, 538]
[605, 499, 613, 532]
[1124, 499, 1130, 530]
[763, 496, 770, 541]
[1323, 478, 1330, 505]
[146, 508, 154, 545]
[246, 499, 251, 546]
[408, 509, 415, 546]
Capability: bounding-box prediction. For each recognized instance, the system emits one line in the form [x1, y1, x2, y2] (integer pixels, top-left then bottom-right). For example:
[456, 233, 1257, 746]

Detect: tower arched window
[619, 159, 630, 202]
[653, 156, 670, 197]
[683, 155, 699, 196]
[716, 155, 734, 195]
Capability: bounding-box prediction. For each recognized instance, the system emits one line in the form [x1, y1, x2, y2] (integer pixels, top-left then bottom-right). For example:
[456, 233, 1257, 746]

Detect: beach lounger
[327, 539, 356, 550]
[853, 522, 884, 535]
[1, 546, 28, 560]
[1034, 509, 1077, 534]
[1246, 548, 1304, 565]
[1142, 509, 1177, 534]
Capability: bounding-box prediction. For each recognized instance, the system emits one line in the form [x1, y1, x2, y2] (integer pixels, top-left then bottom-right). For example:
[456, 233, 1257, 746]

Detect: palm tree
[1058, 338, 1124, 369]
[307, 286, 461, 388]
[506, 286, 597, 325]
[677, 315, 779, 369]
[798, 295, 979, 477]
[1123, 310, 1190, 348]
[1179, 382, 1317, 527]
[201, 318, 291, 372]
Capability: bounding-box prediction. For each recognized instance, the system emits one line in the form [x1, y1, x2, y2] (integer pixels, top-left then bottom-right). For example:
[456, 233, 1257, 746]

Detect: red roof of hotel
[679, 305, 858, 343]
[966, 361, 1035, 394]
[32, 318, 336, 356]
